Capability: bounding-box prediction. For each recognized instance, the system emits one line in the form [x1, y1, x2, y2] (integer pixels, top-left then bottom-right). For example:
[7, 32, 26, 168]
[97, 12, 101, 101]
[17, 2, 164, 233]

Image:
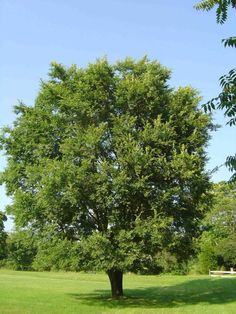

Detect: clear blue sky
[0, 0, 235, 231]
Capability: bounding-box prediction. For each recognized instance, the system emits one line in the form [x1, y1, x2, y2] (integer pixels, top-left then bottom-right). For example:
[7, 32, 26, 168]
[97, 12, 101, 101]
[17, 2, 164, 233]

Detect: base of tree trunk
[107, 269, 123, 299]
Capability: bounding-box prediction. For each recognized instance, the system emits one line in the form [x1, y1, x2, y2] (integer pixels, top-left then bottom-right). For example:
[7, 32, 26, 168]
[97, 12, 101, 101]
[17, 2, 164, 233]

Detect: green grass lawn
[0, 270, 236, 314]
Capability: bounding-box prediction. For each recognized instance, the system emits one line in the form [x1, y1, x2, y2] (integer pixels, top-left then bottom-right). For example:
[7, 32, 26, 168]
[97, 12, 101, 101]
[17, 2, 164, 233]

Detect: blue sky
[0, 0, 235, 231]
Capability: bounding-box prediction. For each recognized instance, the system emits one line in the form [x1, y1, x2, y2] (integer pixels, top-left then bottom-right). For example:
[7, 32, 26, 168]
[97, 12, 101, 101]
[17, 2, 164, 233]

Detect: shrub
[33, 237, 79, 271]
[5, 230, 37, 270]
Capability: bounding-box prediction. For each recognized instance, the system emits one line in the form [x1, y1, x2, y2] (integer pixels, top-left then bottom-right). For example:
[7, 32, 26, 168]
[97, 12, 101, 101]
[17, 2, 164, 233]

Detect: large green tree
[0, 57, 211, 298]
[195, 0, 236, 181]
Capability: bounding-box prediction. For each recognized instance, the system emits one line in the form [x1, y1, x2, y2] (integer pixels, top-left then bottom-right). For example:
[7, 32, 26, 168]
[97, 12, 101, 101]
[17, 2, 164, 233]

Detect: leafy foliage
[196, 182, 236, 272]
[33, 237, 79, 272]
[197, 233, 218, 274]
[195, 0, 236, 181]
[4, 230, 37, 270]
[203, 69, 236, 127]
[0, 212, 7, 260]
[217, 234, 236, 267]
[222, 37, 236, 48]
[75, 217, 173, 273]
[202, 68, 236, 181]
[195, 0, 236, 24]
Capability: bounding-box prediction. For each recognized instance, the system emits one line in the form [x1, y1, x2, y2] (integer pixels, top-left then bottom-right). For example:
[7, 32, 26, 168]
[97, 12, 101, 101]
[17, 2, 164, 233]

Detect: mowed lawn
[0, 270, 236, 314]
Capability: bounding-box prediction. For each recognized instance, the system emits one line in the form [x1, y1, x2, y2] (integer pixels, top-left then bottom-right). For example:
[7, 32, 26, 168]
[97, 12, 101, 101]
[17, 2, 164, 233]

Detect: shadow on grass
[68, 277, 236, 309]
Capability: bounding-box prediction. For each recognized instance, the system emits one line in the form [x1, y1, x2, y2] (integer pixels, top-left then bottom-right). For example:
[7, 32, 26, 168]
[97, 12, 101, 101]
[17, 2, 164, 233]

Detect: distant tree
[0, 212, 7, 260]
[0, 57, 211, 298]
[197, 181, 236, 272]
[205, 182, 236, 237]
[195, 0, 236, 181]
[197, 232, 218, 274]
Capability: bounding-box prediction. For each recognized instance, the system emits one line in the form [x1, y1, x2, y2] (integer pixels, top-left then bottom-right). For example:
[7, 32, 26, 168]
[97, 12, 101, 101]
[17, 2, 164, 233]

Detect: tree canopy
[0, 57, 211, 298]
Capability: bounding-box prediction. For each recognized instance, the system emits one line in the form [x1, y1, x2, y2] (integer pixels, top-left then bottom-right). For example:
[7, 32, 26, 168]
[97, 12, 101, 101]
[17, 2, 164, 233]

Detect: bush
[196, 236, 218, 274]
[5, 230, 37, 270]
[33, 237, 80, 271]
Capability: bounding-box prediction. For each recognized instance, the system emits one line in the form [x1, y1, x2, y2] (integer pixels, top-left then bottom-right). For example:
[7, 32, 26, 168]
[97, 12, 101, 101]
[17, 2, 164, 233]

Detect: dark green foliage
[33, 237, 79, 272]
[195, 0, 236, 24]
[75, 217, 172, 273]
[195, 0, 236, 181]
[154, 250, 189, 275]
[1, 225, 80, 271]
[204, 69, 236, 127]
[0, 212, 7, 260]
[217, 234, 236, 267]
[0, 57, 211, 296]
[222, 37, 236, 48]
[4, 230, 37, 270]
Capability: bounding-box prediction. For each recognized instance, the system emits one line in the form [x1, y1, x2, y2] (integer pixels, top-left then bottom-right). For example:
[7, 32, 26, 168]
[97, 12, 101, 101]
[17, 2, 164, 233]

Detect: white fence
[209, 269, 236, 277]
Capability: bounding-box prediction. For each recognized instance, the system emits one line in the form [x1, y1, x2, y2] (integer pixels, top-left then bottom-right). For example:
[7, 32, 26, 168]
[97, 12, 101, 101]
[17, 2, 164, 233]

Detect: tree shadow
[68, 277, 236, 309]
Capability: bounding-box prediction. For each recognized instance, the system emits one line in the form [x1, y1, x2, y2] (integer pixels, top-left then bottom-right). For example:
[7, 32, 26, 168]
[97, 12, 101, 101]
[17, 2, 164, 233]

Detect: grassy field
[0, 270, 236, 314]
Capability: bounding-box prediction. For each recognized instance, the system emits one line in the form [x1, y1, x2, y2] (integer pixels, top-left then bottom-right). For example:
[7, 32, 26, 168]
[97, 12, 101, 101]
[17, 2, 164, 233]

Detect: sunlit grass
[0, 269, 236, 313]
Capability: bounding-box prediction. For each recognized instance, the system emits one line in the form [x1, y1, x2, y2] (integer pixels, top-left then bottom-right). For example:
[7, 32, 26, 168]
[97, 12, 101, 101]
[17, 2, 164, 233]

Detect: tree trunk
[107, 269, 123, 299]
